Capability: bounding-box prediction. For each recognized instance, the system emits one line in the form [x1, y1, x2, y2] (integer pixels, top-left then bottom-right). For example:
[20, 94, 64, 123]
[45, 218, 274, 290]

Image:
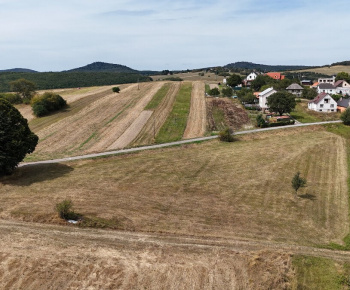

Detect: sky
[0, 0, 349, 71]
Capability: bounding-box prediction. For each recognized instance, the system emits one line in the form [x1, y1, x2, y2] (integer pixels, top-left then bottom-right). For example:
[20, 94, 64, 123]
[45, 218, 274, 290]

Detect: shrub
[112, 86, 120, 93]
[31, 92, 67, 117]
[218, 127, 235, 142]
[55, 199, 78, 220]
[209, 87, 220, 96]
[0, 93, 22, 104]
[256, 114, 267, 127]
[341, 108, 350, 125]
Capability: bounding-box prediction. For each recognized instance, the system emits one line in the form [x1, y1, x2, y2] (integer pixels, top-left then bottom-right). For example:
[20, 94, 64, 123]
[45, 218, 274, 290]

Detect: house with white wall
[258, 87, 277, 110]
[318, 76, 335, 85]
[317, 80, 350, 95]
[308, 93, 337, 112]
[243, 72, 259, 87]
[286, 83, 304, 97]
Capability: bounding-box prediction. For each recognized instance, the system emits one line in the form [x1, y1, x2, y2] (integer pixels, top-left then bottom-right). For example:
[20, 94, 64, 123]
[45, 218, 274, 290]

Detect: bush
[164, 77, 183, 81]
[31, 92, 67, 117]
[55, 199, 78, 220]
[256, 114, 267, 127]
[209, 87, 220, 96]
[341, 108, 350, 125]
[0, 93, 22, 104]
[112, 86, 120, 93]
[218, 128, 235, 142]
[268, 120, 295, 127]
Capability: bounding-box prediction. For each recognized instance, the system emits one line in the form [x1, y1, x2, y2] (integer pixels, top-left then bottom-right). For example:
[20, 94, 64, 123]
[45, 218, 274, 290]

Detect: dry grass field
[152, 72, 224, 83]
[1, 126, 348, 247]
[0, 220, 293, 289]
[22, 82, 165, 161]
[290, 65, 350, 75]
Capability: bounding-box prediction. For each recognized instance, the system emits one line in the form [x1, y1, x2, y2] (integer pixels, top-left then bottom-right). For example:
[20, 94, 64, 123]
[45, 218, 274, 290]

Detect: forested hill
[0, 68, 37, 73]
[224, 61, 312, 72]
[0, 72, 152, 92]
[66, 62, 138, 73]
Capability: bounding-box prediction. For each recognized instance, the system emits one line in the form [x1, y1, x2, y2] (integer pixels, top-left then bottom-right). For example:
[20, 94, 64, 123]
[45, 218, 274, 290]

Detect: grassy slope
[291, 65, 350, 75]
[290, 101, 340, 123]
[1, 127, 348, 246]
[155, 82, 192, 143]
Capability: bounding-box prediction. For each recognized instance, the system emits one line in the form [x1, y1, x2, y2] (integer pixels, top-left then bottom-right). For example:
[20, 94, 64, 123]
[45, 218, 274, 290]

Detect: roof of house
[259, 87, 275, 97]
[311, 82, 319, 87]
[265, 72, 285, 80]
[334, 80, 343, 87]
[309, 92, 331, 104]
[337, 98, 350, 108]
[318, 83, 335, 89]
[253, 92, 260, 98]
[286, 83, 304, 90]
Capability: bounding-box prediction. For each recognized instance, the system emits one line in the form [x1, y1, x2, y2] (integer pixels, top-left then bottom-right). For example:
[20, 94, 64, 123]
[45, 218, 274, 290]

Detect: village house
[243, 72, 259, 87]
[337, 97, 350, 113]
[301, 80, 313, 86]
[318, 76, 335, 85]
[317, 80, 350, 95]
[286, 83, 304, 97]
[265, 72, 285, 80]
[308, 93, 337, 112]
[258, 87, 277, 110]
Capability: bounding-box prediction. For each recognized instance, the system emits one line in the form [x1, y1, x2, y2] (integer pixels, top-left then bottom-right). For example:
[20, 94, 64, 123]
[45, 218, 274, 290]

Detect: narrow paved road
[20, 120, 342, 166]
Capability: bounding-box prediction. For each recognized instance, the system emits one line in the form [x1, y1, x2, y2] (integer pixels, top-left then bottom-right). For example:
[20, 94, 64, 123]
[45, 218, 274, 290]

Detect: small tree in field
[112, 86, 120, 93]
[55, 199, 78, 220]
[291, 172, 307, 197]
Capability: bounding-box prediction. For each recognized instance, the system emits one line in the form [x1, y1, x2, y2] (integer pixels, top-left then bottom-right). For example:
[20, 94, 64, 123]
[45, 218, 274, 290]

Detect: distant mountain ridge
[224, 61, 312, 72]
[0, 68, 37, 73]
[66, 62, 138, 73]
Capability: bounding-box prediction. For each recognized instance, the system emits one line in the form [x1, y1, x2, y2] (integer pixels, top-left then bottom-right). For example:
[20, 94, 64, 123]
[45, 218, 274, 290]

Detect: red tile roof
[265, 72, 285, 80]
[309, 92, 328, 104]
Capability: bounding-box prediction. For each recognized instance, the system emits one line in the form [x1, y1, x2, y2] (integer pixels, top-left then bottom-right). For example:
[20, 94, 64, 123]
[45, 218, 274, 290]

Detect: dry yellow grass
[183, 81, 206, 139]
[1, 127, 348, 246]
[290, 65, 350, 75]
[152, 72, 223, 83]
[0, 220, 293, 289]
[25, 82, 164, 160]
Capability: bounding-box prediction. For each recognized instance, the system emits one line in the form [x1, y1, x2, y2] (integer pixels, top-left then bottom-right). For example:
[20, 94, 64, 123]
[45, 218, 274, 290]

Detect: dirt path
[107, 110, 153, 149]
[131, 82, 181, 146]
[183, 81, 206, 139]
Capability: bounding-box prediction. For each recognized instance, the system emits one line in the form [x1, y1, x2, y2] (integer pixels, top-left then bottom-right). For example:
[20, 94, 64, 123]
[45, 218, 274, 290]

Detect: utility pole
[137, 78, 140, 90]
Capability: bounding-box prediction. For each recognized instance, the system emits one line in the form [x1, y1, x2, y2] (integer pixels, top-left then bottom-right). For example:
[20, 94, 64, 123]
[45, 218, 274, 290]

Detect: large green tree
[226, 74, 242, 87]
[9, 78, 36, 103]
[267, 91, 296, 116]
[0, 99, 38, 175]
[336, 72, 350, 82]
[341, 108, 350, 125]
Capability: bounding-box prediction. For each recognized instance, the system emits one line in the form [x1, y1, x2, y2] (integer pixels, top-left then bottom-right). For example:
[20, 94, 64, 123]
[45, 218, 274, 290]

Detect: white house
[317, 80, 350, 95]
[243, 72, 259, 87]
[318, 76, 335, 85]
[258, 87, 277, 110]
[308, 93, 337, 112]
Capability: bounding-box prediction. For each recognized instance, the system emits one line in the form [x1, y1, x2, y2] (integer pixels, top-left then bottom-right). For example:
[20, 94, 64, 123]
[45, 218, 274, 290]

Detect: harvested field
[25, 82, 163, 160]
[132, 82, 181, 146]
[207, 98, 250, 131]
[183, 81, 206, 139]
[0, 220, 293, 290]
[290, 65, 350, 75]
[2, 127, 348, 246]
[15, 104, 35, 122]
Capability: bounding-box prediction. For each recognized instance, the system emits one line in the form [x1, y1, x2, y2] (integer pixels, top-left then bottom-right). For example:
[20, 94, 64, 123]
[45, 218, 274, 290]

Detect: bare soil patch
[209, 83, 219, 89]
[207, 98, 250, 131]
[183, 81, 206, 139]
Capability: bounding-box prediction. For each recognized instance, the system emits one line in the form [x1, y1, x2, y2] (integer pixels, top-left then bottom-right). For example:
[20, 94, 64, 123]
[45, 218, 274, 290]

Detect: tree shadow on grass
[0, 163, 74, 186]
[299, 193, 316, 200]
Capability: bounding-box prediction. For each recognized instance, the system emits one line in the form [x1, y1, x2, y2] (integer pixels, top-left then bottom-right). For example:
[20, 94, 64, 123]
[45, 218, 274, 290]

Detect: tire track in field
[183, 81, 206, 139]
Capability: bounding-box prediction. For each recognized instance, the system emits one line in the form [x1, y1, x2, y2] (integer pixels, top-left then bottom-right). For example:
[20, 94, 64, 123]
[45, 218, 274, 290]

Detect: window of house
[319, 109, 322, 111]
[331, 109, 334, 112]
[331, 104, 334, 107]
[320, 104, 324, 108]
[324, 99, 329, 103]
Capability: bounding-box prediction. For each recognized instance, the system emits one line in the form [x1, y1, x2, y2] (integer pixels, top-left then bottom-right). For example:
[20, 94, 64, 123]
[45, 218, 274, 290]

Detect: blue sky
[0, 0, 348, 71]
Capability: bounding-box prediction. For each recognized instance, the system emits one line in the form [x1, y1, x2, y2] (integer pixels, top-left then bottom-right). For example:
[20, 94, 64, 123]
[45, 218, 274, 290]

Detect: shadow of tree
[299, 193, 316, 200]
[0, 163, 74, 186]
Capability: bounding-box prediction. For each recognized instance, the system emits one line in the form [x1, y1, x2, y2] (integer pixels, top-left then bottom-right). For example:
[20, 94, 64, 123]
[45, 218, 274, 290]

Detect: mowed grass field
[1, 126, 348, 246]
[291, 65, 350, 75]
[291, 101, 341, 123]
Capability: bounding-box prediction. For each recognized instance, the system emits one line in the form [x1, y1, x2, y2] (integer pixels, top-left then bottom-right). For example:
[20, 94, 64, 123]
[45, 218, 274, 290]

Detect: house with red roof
[308, 93, 337, 112]
[265, 72, 285, 80]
